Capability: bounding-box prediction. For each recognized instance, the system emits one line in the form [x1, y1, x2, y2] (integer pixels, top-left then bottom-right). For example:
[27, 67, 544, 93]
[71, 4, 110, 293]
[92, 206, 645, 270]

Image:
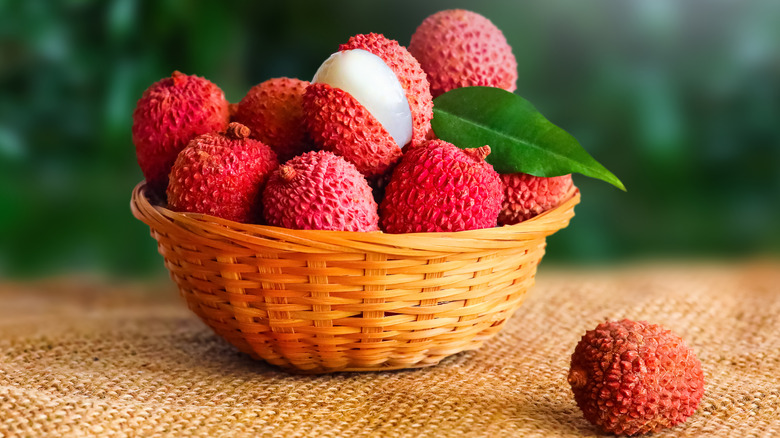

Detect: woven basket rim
[130, 181, 579, 255]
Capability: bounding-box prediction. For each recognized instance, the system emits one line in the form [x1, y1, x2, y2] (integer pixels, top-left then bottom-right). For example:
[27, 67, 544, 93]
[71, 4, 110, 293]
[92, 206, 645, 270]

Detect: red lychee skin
[340, 33, 434, 146]
[380, 140, 502, 233]
[498, 173, 574, 225]
[304, 83, 401, 180]
[409, 9, 518, 98]
[304, 33, 434, 180]
[262, 151, 379, 232]
[568, 319, 705, 436]
[233, 77, 312, 162]
[132, 71, 230, 196]
[166, 123, 279, 224]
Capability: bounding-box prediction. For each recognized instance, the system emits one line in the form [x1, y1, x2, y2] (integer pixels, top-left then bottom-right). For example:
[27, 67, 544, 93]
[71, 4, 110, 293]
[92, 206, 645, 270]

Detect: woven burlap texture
[2, 262, 779, 437]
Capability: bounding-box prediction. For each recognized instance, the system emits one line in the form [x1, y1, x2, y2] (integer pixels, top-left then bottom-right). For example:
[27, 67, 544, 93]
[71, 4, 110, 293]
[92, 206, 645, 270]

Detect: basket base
[231, 328, 491, 374]
[267, 359, 443, 375]
[247, 344, 484, 374]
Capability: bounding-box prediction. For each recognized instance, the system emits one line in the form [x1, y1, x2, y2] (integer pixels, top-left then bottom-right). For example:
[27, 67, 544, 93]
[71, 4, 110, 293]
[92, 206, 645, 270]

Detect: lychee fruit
[409, 9, 518, 98]
[343, 33, 434, 148]
[233, 77, 312, 162]
[304, 33, 433, 180]
[132, 71, 230, 195]
[166, 123, 278, 224]
[499, 173, 574, 225]
[262, 151, 379, 232]
[379, 140, 502, 233]
[568, 319, 705, 436]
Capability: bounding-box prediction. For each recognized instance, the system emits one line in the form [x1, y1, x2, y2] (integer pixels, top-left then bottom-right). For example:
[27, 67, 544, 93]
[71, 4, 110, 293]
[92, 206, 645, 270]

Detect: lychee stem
[568, 367, 586, 389]
[172, 70, 187, 87]
[463, 145, 491, 162]
[226, 122, 251, 140]
[278, 165, 296, 182]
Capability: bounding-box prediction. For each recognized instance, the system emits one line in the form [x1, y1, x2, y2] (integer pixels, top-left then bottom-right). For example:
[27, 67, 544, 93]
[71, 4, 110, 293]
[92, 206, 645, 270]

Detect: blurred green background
[1, 0, 778, 278]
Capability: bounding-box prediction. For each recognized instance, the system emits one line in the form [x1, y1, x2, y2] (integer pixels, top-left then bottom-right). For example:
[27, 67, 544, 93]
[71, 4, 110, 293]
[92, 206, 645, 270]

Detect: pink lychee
[262, 151, 379, 231]
[409, 9, 518, 98]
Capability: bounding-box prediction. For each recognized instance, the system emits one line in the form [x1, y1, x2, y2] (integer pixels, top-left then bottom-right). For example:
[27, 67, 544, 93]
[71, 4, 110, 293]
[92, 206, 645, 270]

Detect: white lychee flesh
[312, 49, 413, 148]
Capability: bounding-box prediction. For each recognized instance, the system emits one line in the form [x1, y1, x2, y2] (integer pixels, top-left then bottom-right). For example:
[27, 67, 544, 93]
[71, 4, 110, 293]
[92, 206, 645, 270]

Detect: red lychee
[499, 173, 574, 225]
[380, 140, 502, 233]
[262, 151, 379, 232]
[304, 33, 433, 180]
[132, 71, 230, 195]
[409, 9, 518, 98]
[233, 77, 312, 162]
[166, 123, 278, 224]
[568, 319, 705, 436]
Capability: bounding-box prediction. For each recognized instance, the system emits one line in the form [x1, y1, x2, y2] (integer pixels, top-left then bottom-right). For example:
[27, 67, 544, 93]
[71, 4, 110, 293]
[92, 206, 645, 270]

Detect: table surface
[2, 261, 779, 437]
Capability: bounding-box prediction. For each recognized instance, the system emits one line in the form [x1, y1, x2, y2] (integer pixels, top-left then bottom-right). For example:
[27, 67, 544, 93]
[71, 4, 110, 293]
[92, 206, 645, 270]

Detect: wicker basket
[130, 182, 579, 373]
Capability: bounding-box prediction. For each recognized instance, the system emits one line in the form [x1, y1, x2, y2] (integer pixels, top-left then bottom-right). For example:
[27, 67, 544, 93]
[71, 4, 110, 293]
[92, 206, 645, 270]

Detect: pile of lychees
[131, 9, 573, 233]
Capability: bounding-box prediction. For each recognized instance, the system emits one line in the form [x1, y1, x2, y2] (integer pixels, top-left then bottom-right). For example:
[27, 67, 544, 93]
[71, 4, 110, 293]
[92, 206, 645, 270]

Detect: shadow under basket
[130, 182, 579, 373]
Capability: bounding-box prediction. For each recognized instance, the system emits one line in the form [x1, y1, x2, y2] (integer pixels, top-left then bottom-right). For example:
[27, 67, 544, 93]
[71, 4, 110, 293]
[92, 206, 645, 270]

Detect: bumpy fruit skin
[233, 77, 312, 162]
[167, 123, 278, 224]
[409, 9, 518, 98]
[304, 84, 401, 181]
[380, 140, 502, 233]
[133, 71, 230, 195]
[304, 33, 433, 180]
[568, 319, 705, 436]
[262, 151, 379, 232]
[498, 173, 573, 225]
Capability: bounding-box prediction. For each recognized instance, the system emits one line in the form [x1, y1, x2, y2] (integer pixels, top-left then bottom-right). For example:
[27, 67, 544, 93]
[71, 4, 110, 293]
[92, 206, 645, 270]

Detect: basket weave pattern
[131, 182, 579, 372]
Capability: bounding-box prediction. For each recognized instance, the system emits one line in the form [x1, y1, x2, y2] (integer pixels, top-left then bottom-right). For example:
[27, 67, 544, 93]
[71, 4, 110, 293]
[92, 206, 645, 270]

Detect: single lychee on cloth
[232, 77, 312, 162]
[499, 173, 574, 225]
[304, 33, 433, 180]
[262, 150, 379, 232]
[568, 319, 705, 436]
[380, 140, 502, 233]
[409, 9, 518, 98]
[166, 123, 278, 224]
[132, 71, 230, 196]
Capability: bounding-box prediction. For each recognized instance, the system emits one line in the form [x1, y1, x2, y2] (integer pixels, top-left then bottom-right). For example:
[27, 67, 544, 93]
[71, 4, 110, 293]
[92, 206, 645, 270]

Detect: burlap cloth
[1, 261, 778, 437]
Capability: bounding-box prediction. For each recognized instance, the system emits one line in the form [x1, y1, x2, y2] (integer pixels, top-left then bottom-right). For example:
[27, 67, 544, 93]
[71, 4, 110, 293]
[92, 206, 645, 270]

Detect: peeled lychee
[304, 33, 433, 180]
[167, 123, 278, 223]
[380, 140, 502, 233]
[133, 71, 230, 195]
[568, 319, 705, 436]
[233, 77, 312, 162]
[342, 33, 434, 147]
[262, 151, 379, 232]
[409, 9, 518, 98]
[499, 173, 574, 225]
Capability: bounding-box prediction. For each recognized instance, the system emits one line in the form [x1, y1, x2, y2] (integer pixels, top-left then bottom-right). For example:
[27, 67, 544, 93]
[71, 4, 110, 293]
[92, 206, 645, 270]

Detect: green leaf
[432, 87, 625, 191]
